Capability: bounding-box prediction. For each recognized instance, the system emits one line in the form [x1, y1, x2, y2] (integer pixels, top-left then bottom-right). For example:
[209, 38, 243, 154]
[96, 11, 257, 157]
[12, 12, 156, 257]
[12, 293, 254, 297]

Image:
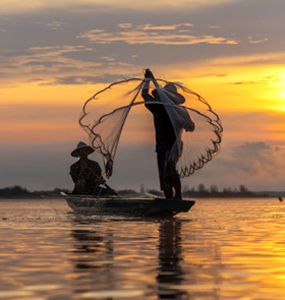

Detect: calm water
[0, 197, 285, 300]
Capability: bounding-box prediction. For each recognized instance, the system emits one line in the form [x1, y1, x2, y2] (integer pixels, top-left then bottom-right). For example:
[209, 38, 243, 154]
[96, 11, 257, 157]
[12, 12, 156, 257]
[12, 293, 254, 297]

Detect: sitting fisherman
[70, 141, 116, 196]
[142, 69, 195, 199]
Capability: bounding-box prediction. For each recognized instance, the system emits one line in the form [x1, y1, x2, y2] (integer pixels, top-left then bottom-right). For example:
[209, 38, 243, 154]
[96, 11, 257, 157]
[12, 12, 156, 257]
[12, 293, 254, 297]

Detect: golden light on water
[4, 198, 285, 299]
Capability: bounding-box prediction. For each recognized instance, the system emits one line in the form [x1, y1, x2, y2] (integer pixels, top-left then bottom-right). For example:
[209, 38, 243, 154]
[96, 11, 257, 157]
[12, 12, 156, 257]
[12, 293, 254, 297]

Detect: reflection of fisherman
[142, 69, 195, 199]
[157, 220, 187, 299]
[70, 141, 117, 196]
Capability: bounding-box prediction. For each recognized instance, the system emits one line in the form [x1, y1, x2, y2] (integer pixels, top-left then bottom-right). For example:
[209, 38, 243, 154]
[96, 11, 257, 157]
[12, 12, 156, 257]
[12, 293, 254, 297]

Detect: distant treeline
[0, 186, 38, 198]
[181, 184, 269, 198]
[0, 184, 278, 199]
[0, 186, 69, 199]
[144, 184, 270, 198]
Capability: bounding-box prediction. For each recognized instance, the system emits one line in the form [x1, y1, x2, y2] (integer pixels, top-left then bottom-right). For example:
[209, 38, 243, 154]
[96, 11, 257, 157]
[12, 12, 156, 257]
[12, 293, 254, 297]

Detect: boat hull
[61, 193, 195, 218]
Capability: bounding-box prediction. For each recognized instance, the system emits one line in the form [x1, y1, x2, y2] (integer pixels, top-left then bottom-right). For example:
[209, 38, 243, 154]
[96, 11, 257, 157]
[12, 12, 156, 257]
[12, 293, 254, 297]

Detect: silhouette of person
[70, 141, 116, 196]
[142, 69, 194, 199]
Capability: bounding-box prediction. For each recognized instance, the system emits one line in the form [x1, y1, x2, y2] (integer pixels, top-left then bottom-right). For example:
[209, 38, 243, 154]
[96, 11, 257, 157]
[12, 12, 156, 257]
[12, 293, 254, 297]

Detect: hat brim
[71, 146, 94, 157]
[152, 89, 185, 105]
[166, 91, 185, 104]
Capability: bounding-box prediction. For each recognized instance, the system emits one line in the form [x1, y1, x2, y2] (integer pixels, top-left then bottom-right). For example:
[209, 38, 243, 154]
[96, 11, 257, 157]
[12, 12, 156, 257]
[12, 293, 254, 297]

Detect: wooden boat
[61, 192, 195, 218]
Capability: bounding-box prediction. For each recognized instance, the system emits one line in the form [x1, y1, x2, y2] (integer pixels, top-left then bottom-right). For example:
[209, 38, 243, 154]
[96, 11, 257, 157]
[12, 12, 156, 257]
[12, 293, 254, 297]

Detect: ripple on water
[1, 198, 285, 299]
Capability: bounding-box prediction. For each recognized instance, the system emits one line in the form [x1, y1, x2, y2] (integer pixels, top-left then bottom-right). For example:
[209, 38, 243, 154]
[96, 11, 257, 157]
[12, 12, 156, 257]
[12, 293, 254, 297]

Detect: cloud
[189, 142, 285, 191]
[247, 36, 269, 44]
[1, 0, 284, 86]
[208, 25, 222, 29]
[225, 142, 285, 179]
[43, 74, 123, 85]
[77, 23, 239, 45]
[232, 74, 283, 85]
[0, 0, 239, 15]
[136, 23, 194, 31]
[210, 52, 285, 66]
[46, 21, 68, 30]
[0, 45, 103, 82]
[117, 23, 133, 29]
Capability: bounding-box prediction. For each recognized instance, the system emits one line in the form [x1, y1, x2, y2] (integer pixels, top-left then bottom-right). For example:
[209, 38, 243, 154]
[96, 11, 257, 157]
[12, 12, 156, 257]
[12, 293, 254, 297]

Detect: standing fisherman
[142, 69, 195, 199]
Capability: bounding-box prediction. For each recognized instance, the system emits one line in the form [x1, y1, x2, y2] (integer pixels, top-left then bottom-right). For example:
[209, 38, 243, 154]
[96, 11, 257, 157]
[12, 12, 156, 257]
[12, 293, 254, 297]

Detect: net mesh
[79, 77, 223, 178]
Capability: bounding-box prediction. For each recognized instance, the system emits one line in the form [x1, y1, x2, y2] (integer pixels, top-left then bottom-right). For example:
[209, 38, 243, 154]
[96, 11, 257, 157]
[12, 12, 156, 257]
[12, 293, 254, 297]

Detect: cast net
[79, 76, 223, 178]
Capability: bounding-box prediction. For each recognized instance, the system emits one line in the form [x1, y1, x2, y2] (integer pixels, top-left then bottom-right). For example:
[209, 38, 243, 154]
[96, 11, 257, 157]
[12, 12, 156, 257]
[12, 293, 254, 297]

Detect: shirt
[143, 93, 176, 147]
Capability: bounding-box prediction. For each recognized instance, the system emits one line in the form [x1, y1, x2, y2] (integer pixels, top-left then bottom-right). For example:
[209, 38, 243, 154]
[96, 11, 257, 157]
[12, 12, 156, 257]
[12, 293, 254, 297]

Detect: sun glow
[277, 104, 285, 112]
[274, 73, 285, 110]
[269, 86, 285, 112]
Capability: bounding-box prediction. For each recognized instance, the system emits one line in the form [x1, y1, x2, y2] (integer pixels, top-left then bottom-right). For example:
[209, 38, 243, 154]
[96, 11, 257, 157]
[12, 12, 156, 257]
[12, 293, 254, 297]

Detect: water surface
[0, 198, 285, 299]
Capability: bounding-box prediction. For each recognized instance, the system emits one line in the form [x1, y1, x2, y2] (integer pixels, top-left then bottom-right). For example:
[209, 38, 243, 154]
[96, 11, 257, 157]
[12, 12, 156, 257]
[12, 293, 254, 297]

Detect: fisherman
[142, 69, 195, 199]
[70, 141, 116, 196]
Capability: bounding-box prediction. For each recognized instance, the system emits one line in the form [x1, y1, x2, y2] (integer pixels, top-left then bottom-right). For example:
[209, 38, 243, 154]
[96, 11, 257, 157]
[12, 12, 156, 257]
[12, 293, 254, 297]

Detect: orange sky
[0, 0, 285, 190]
[2, 61, 284, 146]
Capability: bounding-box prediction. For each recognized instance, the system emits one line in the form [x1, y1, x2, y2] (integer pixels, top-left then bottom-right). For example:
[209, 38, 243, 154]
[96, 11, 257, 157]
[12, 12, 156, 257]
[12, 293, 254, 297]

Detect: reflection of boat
[61, 193, 195, 218]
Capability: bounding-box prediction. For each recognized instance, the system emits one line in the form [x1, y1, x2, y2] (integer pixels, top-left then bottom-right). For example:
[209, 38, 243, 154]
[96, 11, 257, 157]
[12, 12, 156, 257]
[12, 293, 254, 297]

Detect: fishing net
[79, 76, 223, 178]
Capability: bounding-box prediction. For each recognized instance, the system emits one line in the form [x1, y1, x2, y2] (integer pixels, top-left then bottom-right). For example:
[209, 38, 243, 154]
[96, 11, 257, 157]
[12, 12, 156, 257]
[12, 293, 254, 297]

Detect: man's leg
[163, 185, 173, 198]
[165, 164, 182, 199]
[156, 145, 173, 198]
[172, 171, 182, 199]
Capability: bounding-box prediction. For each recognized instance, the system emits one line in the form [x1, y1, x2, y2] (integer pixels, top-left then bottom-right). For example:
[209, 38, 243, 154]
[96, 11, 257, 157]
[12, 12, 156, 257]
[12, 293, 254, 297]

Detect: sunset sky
[1, 0, 285, 192]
